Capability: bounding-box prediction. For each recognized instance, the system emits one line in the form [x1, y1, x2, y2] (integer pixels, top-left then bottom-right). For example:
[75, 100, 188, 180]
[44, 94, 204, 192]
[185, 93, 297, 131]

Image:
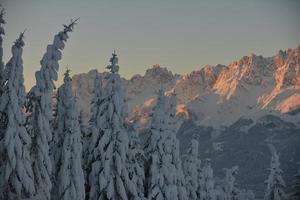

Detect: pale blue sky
[1, 0, 300, 89]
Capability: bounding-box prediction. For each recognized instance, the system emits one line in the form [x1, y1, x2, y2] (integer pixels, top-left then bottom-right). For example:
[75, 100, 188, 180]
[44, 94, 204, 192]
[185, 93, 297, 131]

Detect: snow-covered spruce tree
[26, 19, 78, 200]
[85, 73, 104, 199]
[222, 166, 239, 200]
[144, 89, 169, 199]
[0, 6, 6, 178]
[183, 139, 200, 200]
[264, 149, 287, 200]
[0, 6, 5, 96]
[87, 73, 104, 163]
[126, 123, 146, 200]
[166, 93, 188, 200]
[144, 91, 187, 200]
[88, 52, 133, 200]
[79, 110, 88, 160]
[0, 32, 35, 199]
[79, 109, 90, 185]
[202, 159, 216, 200]
[51, 69, 85, 200]
[50, 87, 62, 194]
[197, 155, 205, 200]
[79, 110, 88, 138]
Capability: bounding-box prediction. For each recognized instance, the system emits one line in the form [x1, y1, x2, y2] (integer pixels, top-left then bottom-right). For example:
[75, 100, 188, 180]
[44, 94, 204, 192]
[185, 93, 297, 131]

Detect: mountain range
[72, 45, 300, 129]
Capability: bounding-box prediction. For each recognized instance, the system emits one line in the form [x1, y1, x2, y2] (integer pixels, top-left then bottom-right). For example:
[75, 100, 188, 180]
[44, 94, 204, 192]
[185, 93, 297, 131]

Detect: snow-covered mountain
[188, 46, 300, 128]
[72, 46, 300, 129]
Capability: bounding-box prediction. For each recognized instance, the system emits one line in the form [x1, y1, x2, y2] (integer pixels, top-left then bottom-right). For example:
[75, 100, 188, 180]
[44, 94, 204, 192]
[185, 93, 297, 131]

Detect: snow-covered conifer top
[0, 7, 5, 38]
[106, 51, 119, 73]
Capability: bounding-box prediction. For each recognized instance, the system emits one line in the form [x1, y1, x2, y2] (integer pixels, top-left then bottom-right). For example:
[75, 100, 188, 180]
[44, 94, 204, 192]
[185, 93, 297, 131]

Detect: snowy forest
[0, 6, 299, 200]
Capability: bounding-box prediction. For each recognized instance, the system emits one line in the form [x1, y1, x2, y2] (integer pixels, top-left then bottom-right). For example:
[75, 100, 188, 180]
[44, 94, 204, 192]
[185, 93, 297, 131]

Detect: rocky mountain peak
[144, 64, 176, 83]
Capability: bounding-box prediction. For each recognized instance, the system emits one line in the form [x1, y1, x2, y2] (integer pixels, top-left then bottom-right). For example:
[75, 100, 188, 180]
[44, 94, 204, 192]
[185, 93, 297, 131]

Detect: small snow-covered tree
[290, 165, 300, 200]
[202, 159, 216, 200]
[126, 124, 146, 200]
[264, 148, 287, 200]
[51, 69, 85, 200]
[88, 52, 131, 200]
[236, 189, 255, 200]
[197, 155, 205, 200]
[26, 19, 78, 200]
[183, 139, 200, 200]
[222, 166, 239, 200]
[0, 32, 35, 199]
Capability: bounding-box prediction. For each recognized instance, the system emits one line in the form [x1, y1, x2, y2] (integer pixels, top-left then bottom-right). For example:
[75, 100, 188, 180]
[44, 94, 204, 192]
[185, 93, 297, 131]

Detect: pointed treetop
[14, 30, 26, 48]
[65, 66, 71, 75]
[74, 90, 78, 100]
[156, 88, 166, 103]
[63, 67, 72, 83]
[0, 6, 5, 37]
[0, 6, 5, 25]
[224, 166, 239, 176]
[63, 17, 79, 33]
[106, 50, 119, 73]
[154, 88, 168, 113]
[169, 92, 177, 106]
[189, 139, 199, 156]
[205, 158, 212, 166]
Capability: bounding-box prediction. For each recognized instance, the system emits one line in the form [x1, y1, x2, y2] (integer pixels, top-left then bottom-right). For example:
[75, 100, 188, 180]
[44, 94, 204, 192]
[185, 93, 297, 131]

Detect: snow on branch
[0, 6, 5, 36]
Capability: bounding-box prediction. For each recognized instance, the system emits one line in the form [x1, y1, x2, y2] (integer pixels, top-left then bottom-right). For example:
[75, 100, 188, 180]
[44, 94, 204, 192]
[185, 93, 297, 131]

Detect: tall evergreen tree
[144, 89, 170, 200]
[144, 91, 187, 200]
[26, 19, 78, 200]
[79, 110, 88, 138]
[126, 124, 146, 200]
[183, 139, 200, 200]
[264, 148, 287, 200]
[0, 6, 5, 96]
[85, 73, 104, 199]
[87, 73, 104, 163]
[88, 52, 132, 200]
[0, 32, 35, 199]
[166, 93, 188, 200]
[202, 159, 216, 200]
[51, 69, 85, 200]
[0, 6, 6, 181]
